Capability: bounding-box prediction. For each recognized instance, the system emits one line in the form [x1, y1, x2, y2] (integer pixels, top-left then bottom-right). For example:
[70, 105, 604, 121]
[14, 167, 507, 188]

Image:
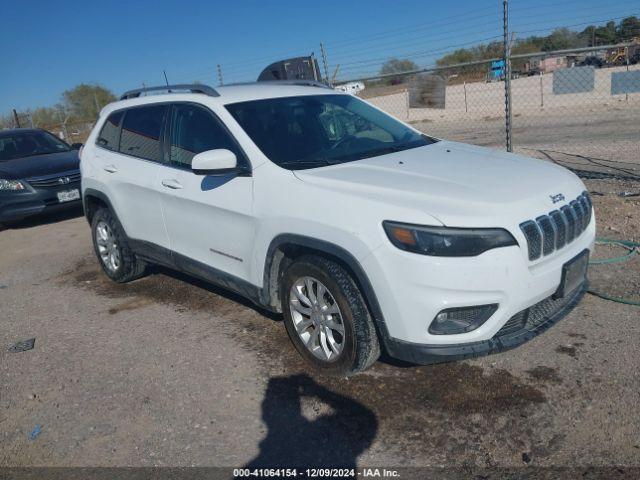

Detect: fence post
[406, 89, 410, 120]
[503, 0, 513, 152]
[463, 81, 468, 113]
[539, 73, 544, 107]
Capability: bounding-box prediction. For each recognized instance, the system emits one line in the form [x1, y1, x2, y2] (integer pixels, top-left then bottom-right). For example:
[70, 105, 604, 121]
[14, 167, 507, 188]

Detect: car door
[94, 105, 171, 250]
[158, 102, 255, 281]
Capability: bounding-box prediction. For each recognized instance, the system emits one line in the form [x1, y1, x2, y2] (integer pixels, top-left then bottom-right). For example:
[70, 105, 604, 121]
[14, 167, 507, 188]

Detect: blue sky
[1, 0, 637, 111]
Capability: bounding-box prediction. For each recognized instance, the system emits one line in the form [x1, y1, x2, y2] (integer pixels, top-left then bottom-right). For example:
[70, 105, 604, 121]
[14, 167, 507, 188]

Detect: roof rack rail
[225, 80, 333, 89]
[120, 84, 220, 100]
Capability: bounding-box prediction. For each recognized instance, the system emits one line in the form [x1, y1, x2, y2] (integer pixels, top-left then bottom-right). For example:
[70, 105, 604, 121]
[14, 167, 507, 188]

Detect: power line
[338, 12, 636, 73]
[324, 7, 501, 49]
[337, 35, 503, 72]
[328, 23, 502, 63]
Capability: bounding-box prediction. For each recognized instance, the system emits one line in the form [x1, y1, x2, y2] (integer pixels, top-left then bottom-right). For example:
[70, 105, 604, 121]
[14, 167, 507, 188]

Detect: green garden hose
[588, 238, 640, 306]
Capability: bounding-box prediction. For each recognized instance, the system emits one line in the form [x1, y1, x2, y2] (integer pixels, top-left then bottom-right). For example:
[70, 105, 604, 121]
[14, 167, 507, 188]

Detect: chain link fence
[344, 44, 640, 182]
[7, 112, 94, 144]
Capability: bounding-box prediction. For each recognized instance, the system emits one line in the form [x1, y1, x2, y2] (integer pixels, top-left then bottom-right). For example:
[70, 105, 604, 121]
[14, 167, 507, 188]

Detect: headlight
[0, 179, 26, 191]
[383, 221, 517, 257]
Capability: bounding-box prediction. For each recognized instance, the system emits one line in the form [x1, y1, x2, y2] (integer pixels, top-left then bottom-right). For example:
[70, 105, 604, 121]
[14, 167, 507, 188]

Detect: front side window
[0, 130, 70, 162]
[119, 105, 167, 162]
[169, 103, 240, 167]
[225, 94, 435, 170]
[96, 111, 123, 151]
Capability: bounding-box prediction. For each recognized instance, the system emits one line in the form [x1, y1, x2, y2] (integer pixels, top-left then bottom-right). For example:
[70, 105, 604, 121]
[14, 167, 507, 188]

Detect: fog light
[429, 304, 498, 335]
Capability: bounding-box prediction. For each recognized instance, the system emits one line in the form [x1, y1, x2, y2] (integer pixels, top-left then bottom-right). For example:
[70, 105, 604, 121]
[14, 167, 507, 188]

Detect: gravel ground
[0, 176, 639, 471]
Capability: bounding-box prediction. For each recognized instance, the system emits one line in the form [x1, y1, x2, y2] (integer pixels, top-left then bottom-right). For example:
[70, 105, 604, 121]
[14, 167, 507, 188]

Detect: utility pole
[320, 42, 330, 85]
[12, 109, 20, 128]
[503, 0, 513, 152]
[310, 53, 319, 82]
[217, 64, 224, 86]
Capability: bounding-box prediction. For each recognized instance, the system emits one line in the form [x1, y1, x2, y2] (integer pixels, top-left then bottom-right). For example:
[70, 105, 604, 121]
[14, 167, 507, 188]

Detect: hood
[293, 140, 585, 227]
[0, 150, 80, 180]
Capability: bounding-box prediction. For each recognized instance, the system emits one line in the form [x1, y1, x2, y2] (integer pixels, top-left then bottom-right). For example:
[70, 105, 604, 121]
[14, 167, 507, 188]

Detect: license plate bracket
[57, 188, 80, 203]
[554, 250, 589, 299]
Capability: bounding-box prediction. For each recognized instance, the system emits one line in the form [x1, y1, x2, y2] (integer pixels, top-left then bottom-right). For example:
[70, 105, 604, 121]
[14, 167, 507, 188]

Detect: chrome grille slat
[520, 220, 542, 260]
[27, 171, 81, 188]
[549, 210, 567, 249]
[536, 216, 555, 256]
[519, 192, 592, 262]
[561, 205, 577, 243]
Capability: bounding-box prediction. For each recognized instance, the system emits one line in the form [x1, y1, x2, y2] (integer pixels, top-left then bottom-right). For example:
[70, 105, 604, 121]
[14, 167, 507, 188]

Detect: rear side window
[96, 111, 123, 151]
[169, 103, 241, 167]
[119, 105, 167, 162]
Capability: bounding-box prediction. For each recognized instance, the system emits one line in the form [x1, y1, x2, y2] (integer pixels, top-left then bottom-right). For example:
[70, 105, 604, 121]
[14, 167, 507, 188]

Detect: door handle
[103, 164, 118, 173]
[161, 179, 183, 190]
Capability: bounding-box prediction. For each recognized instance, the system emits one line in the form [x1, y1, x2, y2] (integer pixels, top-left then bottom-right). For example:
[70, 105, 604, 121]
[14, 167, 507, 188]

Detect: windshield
[225, 94, 436, 169]
[0, 131, 71, 162]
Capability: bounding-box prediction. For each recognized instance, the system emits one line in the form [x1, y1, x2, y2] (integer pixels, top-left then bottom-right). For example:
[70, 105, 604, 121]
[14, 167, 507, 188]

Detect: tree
[61, 84, 116, 122]
[541, 28, 584, 51]
[617, 16, 640, 41]
[595, 21, 617, 45]
[30, 107, 61, 128]
[379, 58, 419, 84]
[380, 58, 419, 75]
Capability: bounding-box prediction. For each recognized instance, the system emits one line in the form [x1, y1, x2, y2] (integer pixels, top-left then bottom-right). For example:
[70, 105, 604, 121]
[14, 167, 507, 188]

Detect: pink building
[526, 56, 568, 74]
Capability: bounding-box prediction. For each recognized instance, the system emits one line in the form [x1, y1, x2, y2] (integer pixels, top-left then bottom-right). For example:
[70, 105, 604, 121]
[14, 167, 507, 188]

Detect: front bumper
[384, 281, 587, 364]
[0, 182, 81, 222]
[361, 216, 595, 363]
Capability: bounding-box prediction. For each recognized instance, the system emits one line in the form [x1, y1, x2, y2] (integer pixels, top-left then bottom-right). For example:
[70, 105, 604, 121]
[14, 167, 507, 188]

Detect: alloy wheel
[289, 276, 345, 362]
[95, 220, 121, 273]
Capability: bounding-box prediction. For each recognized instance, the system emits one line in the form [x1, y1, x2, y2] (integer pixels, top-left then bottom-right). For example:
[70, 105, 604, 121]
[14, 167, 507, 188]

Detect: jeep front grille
[519, 192, 592, 261]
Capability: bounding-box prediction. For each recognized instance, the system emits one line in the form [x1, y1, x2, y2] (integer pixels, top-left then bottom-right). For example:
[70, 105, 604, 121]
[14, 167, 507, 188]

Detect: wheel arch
[261, 234, 391, 343]
[83, 188, 116, 225]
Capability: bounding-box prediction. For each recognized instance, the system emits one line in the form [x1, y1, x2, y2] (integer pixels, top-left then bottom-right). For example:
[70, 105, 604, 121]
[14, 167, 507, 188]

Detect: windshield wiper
[278, 159, 335, 169]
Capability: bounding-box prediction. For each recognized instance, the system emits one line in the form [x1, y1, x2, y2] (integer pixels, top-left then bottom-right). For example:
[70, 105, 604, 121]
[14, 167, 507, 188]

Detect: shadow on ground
[245, 373, 377, 468]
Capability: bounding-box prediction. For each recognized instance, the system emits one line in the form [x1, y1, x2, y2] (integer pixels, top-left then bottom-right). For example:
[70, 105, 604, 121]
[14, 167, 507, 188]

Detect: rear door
[158, 102, 255, 281]
[94, 104, 170, 249]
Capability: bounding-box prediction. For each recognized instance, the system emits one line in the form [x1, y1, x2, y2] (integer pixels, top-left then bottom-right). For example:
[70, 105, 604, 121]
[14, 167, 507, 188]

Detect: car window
[96, 111, 124, 151]
[226, 94, 436, 170]
[169, 103, 240, 168]
[0, 131, 71, 162]
[119, 105, 167, 162]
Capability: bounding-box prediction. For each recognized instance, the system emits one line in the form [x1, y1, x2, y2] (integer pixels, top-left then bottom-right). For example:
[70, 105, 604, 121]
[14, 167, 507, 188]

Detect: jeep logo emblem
[58, 177, 71, 185]
[549, 193, 565, 204]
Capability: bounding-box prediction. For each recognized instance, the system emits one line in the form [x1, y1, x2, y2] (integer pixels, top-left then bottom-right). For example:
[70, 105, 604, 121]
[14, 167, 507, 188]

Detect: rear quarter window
[119, 105, 167, 162]
[96, 111, 124, 151]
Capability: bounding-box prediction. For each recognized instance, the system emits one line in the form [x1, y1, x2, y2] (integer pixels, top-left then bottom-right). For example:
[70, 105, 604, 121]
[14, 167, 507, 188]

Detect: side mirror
[191, 149, 238, 176]
[71, 143, 83, 150]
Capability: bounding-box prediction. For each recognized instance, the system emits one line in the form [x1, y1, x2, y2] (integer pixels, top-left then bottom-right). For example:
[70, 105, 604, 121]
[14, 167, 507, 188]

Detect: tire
[281, 255, 380, 375]
[91, 207, 146, 283]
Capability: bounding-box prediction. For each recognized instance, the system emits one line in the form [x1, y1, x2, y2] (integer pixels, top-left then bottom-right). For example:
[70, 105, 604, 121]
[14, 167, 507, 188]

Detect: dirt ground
[0, 176, 639, 472]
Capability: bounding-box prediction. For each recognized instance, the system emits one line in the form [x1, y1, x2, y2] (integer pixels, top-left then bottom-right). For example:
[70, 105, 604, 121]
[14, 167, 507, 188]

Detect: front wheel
[281, 255, 380, 375]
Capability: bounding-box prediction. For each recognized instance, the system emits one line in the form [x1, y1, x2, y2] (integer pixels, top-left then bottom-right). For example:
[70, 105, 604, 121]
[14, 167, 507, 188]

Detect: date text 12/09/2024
[233, 468, 400, 478]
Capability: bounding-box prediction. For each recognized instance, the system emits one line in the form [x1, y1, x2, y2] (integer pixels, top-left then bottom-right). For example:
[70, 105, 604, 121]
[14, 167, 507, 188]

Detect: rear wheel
[281, 255, 380, 375]
[91, 208, 146, 283]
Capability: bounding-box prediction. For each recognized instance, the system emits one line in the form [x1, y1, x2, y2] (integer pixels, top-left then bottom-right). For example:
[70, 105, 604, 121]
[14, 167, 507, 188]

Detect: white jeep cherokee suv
[81, 82, 595, 375]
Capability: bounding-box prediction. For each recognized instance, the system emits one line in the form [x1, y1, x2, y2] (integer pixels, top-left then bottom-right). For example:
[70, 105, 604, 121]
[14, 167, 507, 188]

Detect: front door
[158, 102, 255, 281]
